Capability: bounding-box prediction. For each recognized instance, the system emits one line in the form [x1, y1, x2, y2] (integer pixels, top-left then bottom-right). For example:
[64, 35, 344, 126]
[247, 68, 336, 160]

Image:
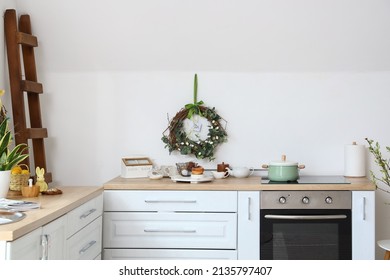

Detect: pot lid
[269, 155, 298, 166]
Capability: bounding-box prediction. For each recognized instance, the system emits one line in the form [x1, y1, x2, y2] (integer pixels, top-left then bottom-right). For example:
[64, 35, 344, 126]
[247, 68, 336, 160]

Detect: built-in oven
[260, 190, 352, 260]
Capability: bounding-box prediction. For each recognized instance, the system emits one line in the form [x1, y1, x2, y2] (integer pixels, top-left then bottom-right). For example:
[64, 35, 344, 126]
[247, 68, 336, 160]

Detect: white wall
[2, 0, 390, 259]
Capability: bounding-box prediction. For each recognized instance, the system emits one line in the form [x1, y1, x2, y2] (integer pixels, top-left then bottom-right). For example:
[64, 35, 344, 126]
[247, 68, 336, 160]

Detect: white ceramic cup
[211, 171, 229, 179]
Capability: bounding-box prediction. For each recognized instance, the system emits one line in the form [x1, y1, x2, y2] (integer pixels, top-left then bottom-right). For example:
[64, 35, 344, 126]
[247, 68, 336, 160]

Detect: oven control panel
[261, 191, 351, 209]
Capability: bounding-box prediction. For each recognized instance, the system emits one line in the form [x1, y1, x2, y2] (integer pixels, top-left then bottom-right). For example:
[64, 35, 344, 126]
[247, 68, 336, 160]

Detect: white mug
[211, 171, 229, 179]
[226, 167, 254, 178]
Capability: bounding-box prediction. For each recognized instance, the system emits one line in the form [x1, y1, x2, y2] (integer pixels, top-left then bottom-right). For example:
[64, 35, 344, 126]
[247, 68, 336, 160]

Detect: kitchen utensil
[262, 155, 305, 181]
[211, 171, 229, 179]
[171, 175, 213, 184]
[226, 167, 254, 178]
[0, 211, 26, 225]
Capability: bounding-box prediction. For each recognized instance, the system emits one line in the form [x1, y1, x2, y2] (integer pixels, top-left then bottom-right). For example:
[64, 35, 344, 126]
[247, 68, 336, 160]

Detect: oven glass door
[260, 209, 351, 260]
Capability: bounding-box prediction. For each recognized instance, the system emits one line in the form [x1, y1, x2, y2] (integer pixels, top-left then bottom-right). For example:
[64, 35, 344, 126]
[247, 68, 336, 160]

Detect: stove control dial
[279, 196, 287, 204]
[325, 196, 333, 204]
[302, 196, 310, 204]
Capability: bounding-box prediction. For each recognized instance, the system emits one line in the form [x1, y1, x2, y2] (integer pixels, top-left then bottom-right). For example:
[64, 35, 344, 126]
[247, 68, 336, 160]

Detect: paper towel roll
[344, 142, 366, 177]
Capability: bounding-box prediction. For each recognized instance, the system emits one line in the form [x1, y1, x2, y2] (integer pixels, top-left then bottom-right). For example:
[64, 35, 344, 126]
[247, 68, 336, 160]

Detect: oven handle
[264, 214, 347, 220]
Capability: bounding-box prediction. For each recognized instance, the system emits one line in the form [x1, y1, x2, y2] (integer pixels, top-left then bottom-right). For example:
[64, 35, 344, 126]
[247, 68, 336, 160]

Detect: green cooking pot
[262, 155, 305, 182]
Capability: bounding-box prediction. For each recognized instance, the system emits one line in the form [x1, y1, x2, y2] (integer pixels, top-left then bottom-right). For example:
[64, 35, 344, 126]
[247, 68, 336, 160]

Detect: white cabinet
[103, 190, 245, 260]
[42, 214, 67, 259]
[5, 194, 103, 260]
[6, 227, 42, 260]
[6, 214, 66, 260]
[352, 191, 375, 260]
[66, 216, 102, 260]
[65, 194, 103, 260]
[237, 191, 260, 259]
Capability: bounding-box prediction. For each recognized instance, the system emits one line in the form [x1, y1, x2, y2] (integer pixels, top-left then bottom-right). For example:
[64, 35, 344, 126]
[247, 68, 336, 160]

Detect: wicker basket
[9, 164, 30, 191]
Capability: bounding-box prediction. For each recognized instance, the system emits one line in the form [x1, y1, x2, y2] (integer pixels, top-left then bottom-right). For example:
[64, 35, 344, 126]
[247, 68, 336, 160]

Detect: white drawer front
[66, 216, 102, 260]
[104, 249, 237, 260]
[103, 212, 237, 249]
[67, 194, 103, 238]
[104, 190, 237, 212]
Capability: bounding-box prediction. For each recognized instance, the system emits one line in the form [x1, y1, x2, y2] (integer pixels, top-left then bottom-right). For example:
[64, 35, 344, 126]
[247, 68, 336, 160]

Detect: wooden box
[121, 157, 153, 178]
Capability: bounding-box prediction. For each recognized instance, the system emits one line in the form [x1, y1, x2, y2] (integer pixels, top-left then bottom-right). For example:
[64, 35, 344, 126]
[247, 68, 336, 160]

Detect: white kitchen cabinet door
[43, 214, 67, 260]
[104, 249, 237, 260]
[237, 191, 260, 260]
[0, 241, 5, 260]
[6, 215, 67, 260]
[6, 227, 42, 260]
[352, 191, 375, 260]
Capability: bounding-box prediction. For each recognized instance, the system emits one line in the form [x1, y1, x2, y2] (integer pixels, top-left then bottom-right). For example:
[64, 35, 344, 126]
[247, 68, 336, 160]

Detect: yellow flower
[0, 89, 4, 109]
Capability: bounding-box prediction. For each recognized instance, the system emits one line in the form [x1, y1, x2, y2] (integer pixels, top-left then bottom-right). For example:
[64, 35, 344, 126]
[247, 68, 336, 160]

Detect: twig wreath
[161, 74, 228, 161]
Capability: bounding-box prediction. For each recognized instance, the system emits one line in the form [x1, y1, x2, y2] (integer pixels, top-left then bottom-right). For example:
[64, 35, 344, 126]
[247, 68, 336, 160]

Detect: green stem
[194, 74, 198, 104]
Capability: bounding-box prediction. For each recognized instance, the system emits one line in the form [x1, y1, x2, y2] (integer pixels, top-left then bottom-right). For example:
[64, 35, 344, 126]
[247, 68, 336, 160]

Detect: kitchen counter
[104, 176, 375, 191]
[0, 186, 103, 241]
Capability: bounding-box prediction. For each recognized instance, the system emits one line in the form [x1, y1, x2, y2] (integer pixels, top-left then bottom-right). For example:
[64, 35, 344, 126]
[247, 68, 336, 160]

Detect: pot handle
[262, 164, 269, 169]
[298, 164, 305, 169]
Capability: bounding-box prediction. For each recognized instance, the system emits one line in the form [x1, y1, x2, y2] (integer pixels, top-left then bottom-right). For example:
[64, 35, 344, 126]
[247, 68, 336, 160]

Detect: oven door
[260, 209, 352, 260]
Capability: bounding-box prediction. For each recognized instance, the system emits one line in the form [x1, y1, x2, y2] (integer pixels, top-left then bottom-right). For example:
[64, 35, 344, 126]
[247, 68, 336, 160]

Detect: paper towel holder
[344, 141, 366, 178]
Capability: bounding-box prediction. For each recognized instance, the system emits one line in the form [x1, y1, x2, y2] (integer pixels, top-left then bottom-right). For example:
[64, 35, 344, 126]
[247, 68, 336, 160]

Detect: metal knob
[302, 196, 310, 204]
[325, 196, 333, 204]
[279, 196, 287, 204]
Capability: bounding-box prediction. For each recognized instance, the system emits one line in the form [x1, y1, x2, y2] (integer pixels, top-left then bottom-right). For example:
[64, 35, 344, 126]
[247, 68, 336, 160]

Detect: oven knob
[302, 196, 310, 204]
[279, 196, 287, 204]
[325, 196, 333, 204]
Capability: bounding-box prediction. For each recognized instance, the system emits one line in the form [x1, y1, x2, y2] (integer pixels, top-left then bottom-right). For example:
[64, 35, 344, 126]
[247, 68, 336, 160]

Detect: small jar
[21, 185, 40, 197]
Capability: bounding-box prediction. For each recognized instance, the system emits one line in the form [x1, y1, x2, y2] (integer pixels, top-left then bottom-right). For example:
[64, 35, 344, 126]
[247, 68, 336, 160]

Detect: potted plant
[365, 138, 390, 194]
[0, 89, 29, 198]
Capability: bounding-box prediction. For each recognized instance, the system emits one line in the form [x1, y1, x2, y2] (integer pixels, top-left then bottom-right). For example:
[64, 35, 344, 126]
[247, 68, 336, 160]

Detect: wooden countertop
[104, 176, 376, 191]
[0, 186, 103, 241]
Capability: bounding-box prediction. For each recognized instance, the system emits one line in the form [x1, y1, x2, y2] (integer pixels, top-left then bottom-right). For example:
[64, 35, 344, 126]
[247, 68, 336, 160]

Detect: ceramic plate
[171, 175, 213, 184]
[0, 211, 26, 225]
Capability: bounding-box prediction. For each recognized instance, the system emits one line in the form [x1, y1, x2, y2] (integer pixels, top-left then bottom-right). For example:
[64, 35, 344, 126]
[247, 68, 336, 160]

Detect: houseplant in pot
[365, 138, 390, 194]
[0, 90, 29, 198]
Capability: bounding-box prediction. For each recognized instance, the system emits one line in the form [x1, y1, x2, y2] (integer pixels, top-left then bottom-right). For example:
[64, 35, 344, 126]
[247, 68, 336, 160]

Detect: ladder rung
[27, 128, 48, 139]
[16, 31, 38, 47]
[45, 172, 52, 184]
[21, 80, 43, 93]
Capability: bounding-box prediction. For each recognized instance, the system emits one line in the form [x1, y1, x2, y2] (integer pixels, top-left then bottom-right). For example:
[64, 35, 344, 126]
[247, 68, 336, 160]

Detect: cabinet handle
[144, 200, 197, 204]
[247, 197, 251, 221]
[79, 240, 97, 255]
[362, 196, 366, 221]
[40, 234, 49, 260]
[79, 208, 96, 219]
[144, 229, 197, 233]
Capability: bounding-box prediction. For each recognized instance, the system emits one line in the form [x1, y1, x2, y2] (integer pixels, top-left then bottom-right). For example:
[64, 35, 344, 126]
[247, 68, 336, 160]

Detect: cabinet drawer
[67, 194, 103, 238]
[66, 216, 102, 260]
[104, 249, 237, 260]
[104, 212, 237, 249]
[104, 190, 237, 212]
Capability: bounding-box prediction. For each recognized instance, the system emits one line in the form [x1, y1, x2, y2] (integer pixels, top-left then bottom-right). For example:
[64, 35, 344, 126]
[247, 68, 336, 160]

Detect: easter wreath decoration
[161, 74, 227, 161]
